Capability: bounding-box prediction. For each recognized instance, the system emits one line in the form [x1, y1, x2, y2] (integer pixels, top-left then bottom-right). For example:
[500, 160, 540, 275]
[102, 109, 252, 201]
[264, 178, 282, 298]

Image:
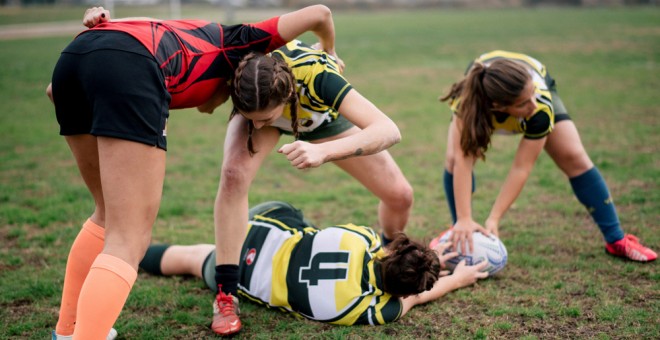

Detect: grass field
[0, 4, 658, 339]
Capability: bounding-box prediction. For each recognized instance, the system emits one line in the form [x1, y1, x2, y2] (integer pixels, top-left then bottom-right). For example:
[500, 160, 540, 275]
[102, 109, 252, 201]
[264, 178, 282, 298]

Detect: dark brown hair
[379, 234, 440, 297]
[440, 59, 531, 159]
[229, 53, 299, 155]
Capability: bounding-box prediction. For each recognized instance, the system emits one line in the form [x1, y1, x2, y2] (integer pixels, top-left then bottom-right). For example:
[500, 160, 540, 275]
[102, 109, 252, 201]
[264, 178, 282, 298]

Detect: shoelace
[216, 293, 235, 316]
[624, 234, 639, 243]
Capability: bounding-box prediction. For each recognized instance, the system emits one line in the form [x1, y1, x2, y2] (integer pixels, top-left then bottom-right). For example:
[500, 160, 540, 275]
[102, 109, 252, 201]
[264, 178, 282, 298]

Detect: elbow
[391, 129, 402, 146]
[311, 4, 332, 26]
[389, 121, 402, 146]
[46, 83, 53, 104]
[315, 4, 332, 18]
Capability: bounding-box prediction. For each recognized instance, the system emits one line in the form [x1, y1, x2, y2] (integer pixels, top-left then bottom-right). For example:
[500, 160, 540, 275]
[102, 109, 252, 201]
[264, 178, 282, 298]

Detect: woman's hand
[432, 241, 459, 275]
[485, 217, 500, 237]
[311, 42, 345, 74]
[451, 259, 489, 288]
[451, 218, 489, 254]
[278, 141, 327, 169]
[83, 7, 110, 28]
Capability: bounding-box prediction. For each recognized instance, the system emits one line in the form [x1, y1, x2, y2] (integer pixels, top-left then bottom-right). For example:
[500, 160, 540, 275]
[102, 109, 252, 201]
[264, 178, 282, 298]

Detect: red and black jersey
[85, 18, 285, 109]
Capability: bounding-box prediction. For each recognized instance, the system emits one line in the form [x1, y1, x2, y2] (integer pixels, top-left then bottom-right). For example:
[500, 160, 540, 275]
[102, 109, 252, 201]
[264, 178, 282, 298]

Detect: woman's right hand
[451, 218, 489, 254]
[451, 259, 489, 288]
[83, 7, 110, 28]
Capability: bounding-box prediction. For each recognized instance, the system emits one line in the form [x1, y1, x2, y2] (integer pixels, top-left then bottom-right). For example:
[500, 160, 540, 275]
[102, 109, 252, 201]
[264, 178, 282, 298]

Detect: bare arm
[450, 118, 488, 252]
[277, 89, 401, 169]
[277, 5, 343, 70]
[318, 89, 401, 161]
[82, 7, 161, 28]
[400, 260, 489, 316]
[485, 136, 545, 235]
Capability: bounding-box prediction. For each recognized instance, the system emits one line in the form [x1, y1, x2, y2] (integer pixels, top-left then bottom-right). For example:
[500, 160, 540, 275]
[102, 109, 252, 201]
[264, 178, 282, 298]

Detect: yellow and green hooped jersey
[269, 40, 353, 133]
[238, 209, 402, 325]
[450, 50, 556, 139]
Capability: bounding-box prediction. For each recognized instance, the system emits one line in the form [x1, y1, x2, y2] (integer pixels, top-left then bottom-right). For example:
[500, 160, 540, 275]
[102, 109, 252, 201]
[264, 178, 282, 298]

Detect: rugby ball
[429, 229, 508, 276]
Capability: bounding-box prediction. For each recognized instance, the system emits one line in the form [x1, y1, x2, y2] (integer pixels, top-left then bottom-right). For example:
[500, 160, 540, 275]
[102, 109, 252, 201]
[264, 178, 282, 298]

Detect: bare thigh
[65, 134, 105, 224]
[97, 137, 166, 269]
[544, 120, 593, 178]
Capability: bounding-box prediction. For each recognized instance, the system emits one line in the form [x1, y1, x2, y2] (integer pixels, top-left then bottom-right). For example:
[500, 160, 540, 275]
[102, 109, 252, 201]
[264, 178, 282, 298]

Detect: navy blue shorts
[51, 31, 171, 150]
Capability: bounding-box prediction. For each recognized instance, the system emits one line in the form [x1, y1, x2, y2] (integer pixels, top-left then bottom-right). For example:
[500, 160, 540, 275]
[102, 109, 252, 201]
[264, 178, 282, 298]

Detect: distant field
[0, 5, 658, 339]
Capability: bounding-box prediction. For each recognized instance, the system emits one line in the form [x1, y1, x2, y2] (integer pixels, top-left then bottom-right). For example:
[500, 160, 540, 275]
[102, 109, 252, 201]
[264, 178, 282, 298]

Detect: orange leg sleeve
[73, 254, 137, 340]
[56, 219, 105, 335]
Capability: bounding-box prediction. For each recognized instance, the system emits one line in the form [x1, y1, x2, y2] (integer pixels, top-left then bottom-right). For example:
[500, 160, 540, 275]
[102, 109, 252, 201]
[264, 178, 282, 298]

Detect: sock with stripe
[569, 167, 624, 243]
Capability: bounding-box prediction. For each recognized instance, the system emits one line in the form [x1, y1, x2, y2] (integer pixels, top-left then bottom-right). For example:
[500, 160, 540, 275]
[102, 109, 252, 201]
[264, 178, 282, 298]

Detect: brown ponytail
[441, 59, 531, 160]
[229, 53, 299, 155]
[379, 234, 440, 297]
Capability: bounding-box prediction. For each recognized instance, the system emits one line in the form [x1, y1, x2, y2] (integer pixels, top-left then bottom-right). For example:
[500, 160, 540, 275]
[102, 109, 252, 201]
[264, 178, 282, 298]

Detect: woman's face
[494, 80, 538, 118]
[240, 103, 285, 129]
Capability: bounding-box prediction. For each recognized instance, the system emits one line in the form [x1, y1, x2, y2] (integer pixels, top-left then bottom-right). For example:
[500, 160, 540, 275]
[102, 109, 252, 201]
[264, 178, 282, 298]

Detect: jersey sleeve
[313, 70, 353, 110]
[351, 295, 403, 325]
[523, 108, 553, 139]
[222, 17, 287, 70]
[247, 16, 287, 53]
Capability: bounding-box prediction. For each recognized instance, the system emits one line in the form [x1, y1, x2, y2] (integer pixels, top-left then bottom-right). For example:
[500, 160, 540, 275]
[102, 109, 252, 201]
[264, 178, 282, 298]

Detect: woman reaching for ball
[139, 201, 488, 326]
[434, 50, 656, 262]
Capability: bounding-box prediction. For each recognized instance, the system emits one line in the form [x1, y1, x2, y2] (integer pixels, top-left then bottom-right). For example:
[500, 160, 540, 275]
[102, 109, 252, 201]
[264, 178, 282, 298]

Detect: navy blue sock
[443, 169, 475, 225]
[215, 264, 239, 296]
[569, 167, 624, 243]
[139, 244, 170, 276]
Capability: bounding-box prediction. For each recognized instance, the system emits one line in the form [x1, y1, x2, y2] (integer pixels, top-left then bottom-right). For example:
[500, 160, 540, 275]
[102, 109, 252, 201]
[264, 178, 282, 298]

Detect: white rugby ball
[430, 229, 508, 276]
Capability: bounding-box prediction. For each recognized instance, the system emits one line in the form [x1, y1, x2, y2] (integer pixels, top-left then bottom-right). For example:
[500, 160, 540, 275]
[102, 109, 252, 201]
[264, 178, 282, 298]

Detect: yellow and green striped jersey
[238, 208, 402, 325]
[450, 50, 556, 139]
[269, 40, 353, 133]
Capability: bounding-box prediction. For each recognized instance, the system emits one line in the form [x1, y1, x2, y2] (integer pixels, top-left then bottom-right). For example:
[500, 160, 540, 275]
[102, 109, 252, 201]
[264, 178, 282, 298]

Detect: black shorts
[51, 31, 171, 150]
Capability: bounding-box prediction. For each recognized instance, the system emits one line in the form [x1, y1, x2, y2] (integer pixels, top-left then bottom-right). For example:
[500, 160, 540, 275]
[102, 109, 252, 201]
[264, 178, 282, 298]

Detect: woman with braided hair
[432, 50, 656, 263]
[212, 40, 414, 329]
[140, 201, 488, 326]
[47, 5, 342, 339]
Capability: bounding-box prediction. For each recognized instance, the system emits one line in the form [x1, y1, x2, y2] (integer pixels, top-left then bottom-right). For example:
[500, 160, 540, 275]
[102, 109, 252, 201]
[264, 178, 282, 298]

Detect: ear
[492, 102, 506, 111]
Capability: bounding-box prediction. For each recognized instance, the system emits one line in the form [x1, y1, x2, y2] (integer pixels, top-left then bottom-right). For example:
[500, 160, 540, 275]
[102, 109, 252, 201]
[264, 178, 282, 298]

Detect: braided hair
[379, 233, 441, 297]
[229, 52, 299, 155]
[440, 59, 531, 160]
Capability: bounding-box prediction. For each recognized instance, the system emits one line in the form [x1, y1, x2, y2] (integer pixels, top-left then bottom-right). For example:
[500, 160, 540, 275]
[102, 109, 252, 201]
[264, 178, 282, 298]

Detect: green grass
[1, 4, 659, 339]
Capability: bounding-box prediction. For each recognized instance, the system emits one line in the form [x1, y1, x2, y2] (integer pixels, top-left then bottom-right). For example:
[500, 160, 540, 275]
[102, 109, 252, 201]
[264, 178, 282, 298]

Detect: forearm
[401, 275, 461, 315]
[453, 155, 475, 222]
[489, 167, 530, 221]
[278, 5, 335, 52]
[489, 137, 544, 222]
[319, 120, 400, 163]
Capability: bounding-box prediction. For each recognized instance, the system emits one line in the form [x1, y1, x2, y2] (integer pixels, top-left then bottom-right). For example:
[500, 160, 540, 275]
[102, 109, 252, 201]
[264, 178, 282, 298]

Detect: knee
[444, 157, 455, 173]
[558, 150, 593, 176]
[383, 180, 414, 212]
[219, 164, 253, 196]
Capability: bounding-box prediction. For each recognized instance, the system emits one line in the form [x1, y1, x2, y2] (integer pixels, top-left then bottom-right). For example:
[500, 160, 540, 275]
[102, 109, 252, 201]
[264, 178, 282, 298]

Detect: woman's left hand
[485, 218, 499, 237]
[278, 141, 327, 169]
[83, 7, 110, 28]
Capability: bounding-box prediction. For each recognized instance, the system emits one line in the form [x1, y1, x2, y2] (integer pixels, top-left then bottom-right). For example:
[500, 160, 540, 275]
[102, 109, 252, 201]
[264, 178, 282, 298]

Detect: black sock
[381, 233, 394, 247]
[215, 264, 239, 296]
[139, 244, 170, 275]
